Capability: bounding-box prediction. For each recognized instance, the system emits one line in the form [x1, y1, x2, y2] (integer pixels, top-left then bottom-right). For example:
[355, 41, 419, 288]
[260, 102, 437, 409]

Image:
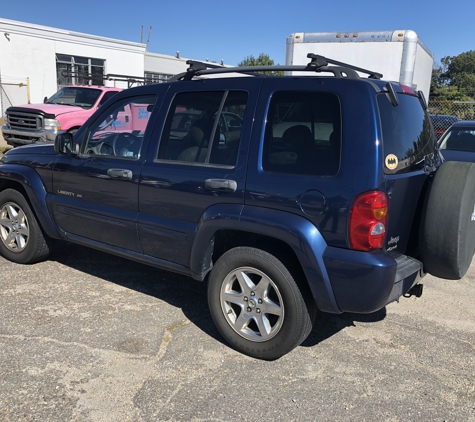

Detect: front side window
[157, 91, 248, 166]
[99, 91, 119, 106]
[263, 91, 341, 176]
[81, 95, 156, 159]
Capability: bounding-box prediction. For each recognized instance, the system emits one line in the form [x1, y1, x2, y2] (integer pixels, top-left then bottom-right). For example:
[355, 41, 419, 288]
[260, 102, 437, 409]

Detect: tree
[238, 53, 284, 76]
[445, 50, 475, 91]
[430, 51, 475, 100]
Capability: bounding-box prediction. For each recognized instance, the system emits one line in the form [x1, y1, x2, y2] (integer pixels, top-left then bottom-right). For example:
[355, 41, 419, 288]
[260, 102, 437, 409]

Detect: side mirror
[54, 132, 75, 155]
[43, 96, 48, 104]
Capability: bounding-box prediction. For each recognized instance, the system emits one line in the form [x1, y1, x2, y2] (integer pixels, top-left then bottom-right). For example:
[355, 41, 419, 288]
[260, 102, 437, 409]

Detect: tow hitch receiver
[404, 284, 423, 298]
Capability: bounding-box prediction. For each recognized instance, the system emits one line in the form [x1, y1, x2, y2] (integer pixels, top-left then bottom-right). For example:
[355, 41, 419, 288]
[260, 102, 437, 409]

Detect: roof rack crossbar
[306, 54, 383, 79]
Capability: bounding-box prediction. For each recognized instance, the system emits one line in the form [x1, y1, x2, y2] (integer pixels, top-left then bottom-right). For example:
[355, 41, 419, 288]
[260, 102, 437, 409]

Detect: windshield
[46, 87, 102, 109]
[439, 127, 475, 152]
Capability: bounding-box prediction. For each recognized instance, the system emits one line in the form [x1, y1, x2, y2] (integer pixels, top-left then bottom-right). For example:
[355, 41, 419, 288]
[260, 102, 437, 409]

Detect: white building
[0, 18, 205, 115]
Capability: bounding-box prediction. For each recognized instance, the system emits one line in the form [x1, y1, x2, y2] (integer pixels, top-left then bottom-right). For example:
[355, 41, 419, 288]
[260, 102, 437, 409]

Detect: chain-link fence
[428, 100, 475, 139]
[0, 74, 30, 117]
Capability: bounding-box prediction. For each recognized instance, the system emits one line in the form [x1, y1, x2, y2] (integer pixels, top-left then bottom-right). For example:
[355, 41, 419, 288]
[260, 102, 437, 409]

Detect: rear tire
[420, 161, 475, 279]
[207, 247, 314, 360]
[0, 189, 54, 264]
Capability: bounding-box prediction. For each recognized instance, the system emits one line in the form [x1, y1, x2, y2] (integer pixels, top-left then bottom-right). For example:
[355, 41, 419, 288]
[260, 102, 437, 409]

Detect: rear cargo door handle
[204, 179, 237, 192]
[107, 168, 133, 180]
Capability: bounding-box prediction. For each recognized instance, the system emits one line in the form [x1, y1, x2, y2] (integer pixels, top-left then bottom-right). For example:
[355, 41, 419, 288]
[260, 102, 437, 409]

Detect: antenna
[140, 26, 143, 44]
[146, 26, 152, 51]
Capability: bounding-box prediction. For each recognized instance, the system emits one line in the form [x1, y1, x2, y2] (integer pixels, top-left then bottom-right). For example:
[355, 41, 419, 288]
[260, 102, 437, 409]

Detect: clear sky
[1, 0, 473, 67]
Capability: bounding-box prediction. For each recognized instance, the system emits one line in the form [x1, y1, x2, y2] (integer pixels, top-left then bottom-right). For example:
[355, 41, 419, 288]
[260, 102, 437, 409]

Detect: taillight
[399, 84, 416, 95]
[349, 191, 388, 251]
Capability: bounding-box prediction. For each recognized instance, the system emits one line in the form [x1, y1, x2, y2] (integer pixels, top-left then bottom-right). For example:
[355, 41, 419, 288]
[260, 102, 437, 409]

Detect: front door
[51, 92, 160, 252]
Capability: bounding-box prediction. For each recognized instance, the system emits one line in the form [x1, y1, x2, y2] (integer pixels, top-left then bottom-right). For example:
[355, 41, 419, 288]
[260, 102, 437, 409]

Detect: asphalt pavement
[1, 241, 475, 421]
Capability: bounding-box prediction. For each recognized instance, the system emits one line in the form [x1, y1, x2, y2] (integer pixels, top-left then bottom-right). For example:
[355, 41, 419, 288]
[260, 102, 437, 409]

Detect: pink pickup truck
[1, 85, 122, 147]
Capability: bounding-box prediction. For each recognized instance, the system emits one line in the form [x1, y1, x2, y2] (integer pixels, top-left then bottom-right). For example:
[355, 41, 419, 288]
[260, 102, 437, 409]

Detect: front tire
[208, 247, 314, 360]
[0, 189, 54, 264]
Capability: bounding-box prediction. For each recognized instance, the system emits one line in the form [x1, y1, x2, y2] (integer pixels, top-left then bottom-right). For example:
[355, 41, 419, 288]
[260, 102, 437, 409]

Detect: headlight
[44, 118, 61, 131]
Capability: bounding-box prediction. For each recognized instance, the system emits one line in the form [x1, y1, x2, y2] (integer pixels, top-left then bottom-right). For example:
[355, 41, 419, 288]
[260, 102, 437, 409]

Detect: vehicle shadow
[48, 241, 387, 352]
[301, 308, 387, 348]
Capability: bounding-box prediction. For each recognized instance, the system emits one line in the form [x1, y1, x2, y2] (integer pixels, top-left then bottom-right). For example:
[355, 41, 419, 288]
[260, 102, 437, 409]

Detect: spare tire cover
[420, 161, 475, 280]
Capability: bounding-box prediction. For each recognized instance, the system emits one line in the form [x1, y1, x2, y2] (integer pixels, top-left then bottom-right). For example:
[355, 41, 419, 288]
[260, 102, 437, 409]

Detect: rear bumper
[323, 247, 424, 313]
[1, 124, 64, 146]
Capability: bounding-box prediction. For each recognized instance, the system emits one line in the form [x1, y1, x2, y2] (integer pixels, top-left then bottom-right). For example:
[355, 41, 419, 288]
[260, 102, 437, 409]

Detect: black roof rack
[170, 54, 383, 82]
[306, 54, 383, 79]
[168, 60, 259, 82]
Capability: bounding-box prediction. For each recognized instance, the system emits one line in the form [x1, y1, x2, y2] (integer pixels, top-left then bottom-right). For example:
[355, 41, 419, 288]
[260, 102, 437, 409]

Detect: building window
[144, 72, 173, 84]
[56, 54, 105, 88]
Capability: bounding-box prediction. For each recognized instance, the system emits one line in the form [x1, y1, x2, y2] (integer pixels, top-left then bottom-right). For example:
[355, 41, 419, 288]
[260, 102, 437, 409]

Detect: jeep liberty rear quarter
[1, 55, 475, 360]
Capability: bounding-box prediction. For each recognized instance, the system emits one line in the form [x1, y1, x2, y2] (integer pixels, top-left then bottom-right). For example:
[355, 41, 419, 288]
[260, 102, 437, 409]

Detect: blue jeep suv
[1, 55, 475, 360]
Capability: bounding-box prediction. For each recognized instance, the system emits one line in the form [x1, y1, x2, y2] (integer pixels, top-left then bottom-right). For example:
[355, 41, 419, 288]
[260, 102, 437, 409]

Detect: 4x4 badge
[385, 154, 398, 170]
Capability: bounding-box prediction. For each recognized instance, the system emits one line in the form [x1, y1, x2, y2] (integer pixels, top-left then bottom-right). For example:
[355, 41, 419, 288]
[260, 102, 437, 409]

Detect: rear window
[378, 93, 434, 174]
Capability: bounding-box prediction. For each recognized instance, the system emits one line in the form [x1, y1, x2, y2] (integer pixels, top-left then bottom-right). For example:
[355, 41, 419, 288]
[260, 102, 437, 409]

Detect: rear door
[137, 78, 263, 267]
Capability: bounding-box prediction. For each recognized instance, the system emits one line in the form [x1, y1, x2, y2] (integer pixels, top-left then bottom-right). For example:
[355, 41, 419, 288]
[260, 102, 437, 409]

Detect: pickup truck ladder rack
[61, 71, 152, 88]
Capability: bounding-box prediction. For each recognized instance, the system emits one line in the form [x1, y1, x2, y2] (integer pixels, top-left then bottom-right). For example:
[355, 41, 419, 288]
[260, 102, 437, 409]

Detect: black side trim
[64, 232, 194, 278]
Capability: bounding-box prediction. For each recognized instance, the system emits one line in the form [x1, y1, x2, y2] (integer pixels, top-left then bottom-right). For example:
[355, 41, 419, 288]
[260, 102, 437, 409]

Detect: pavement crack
[0, 333, 152, 358]
[155, 319, 190, 361]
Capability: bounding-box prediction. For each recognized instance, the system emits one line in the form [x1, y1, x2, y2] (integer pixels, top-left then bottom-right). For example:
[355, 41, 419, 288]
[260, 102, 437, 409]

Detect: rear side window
[158, 91, 248, 167]
[263, 91, 341, 176]
[378, 93, 435, 174]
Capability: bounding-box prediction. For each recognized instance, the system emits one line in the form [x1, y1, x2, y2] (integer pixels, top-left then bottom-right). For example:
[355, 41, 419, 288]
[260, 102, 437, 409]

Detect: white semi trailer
[286, 30, 434, 100]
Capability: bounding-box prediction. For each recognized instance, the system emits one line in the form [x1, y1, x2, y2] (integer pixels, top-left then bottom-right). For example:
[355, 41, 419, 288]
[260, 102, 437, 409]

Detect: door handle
[204, 179, 237, 192]
[107, 168, 133, 180]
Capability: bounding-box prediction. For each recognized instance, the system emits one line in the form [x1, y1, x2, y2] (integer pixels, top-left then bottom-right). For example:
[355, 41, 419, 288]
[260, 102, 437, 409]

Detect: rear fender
[191, 204, 341, 314]
[0, 164, 60, 239]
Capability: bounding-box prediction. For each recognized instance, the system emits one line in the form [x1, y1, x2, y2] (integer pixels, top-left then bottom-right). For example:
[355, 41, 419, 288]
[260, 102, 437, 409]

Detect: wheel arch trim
[191, 204, 341, 313]
[0, 164, 60, 239]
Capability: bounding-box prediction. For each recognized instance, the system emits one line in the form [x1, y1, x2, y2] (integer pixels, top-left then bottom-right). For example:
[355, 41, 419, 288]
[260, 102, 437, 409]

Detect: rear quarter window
[263, 91, 341, 176]
[378, 93, 435, 174]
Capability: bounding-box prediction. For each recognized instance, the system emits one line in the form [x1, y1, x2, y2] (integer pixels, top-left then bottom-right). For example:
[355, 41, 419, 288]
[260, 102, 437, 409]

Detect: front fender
[191, 204, 341, 314]
[0, 164, 60, 239]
